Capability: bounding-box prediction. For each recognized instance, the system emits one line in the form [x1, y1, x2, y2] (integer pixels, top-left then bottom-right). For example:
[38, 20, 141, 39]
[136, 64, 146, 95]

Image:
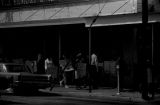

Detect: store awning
[85, 13, 160, 27]
[0, 12, 160, 28]
[0, 17, 86, 28]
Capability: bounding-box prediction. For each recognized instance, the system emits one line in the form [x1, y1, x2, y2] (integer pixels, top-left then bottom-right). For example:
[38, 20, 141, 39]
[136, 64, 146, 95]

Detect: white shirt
[45, 58, 53, 70]
[91, 53, 98, 66]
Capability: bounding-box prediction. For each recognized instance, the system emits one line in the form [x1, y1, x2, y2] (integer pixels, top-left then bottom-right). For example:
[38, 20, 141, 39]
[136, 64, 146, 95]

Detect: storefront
[0, 12, 160, 90]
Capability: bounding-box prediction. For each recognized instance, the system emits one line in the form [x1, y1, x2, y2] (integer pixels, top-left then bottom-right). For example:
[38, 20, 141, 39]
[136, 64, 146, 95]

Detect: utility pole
[88, 27, 92, 93]
[141, 0, 154, 100]
[142, 0, 148, 25]
[88, 12, 101, 93]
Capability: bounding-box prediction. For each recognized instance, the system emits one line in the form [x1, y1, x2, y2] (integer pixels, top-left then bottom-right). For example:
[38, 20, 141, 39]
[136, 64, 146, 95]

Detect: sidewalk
[41, 86, 146, 103]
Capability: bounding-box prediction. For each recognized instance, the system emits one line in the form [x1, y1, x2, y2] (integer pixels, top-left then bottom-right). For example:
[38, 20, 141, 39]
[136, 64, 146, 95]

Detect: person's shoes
[76, 86, 82, 90]
[65, 85, 69, 88]
[92, 86, 98, 89]
[83, 85, 87, 88]
[5, 88, 13, 93]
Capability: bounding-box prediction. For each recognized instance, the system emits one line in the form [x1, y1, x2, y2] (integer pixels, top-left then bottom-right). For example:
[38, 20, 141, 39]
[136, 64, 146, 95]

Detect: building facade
[0, 0, 160, 90]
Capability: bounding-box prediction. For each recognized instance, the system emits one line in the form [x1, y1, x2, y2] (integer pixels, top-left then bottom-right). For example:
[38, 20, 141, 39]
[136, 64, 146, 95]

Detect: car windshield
[0, 64, 30, 73]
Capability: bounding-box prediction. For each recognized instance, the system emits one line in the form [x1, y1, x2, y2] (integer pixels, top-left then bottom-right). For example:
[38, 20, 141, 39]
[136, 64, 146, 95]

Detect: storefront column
[151, 24, 154, 66]
[88, 27, 92, 93]
[43, 39, 46, 57]
[89, 28, 91, 65]
[141, 0, 149, 100]
[59, 32, 61, 60]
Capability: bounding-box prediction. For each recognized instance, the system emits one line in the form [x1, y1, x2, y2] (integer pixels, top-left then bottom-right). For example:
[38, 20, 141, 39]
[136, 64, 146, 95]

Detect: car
[0, 63, 53, 93]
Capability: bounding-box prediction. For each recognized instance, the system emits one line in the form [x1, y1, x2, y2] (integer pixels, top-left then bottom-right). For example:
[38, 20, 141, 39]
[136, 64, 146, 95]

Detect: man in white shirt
[91, 53, 98, 71]
[90, 53, 99, 89]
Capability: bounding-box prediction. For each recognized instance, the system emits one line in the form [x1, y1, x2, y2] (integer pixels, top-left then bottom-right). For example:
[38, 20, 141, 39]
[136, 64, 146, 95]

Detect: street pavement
[1, 86, 160, 105]
[40, 85, 160, 103]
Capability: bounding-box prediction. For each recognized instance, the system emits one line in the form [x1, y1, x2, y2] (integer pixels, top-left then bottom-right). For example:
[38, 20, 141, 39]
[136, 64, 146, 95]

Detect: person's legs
[59, 74, 64, 87]
[76, 78, 83, 89]
[59, 71, 66, 87]
[64, 71, 69, 88]
[59, 79, 63, 87]
[89, 65, 95, 89]
[92, 66, 98, 89]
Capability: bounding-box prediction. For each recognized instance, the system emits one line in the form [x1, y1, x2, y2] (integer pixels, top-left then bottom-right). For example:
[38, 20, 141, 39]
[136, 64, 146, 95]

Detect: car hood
[20, 72, 51, 77]
[0, 72, 51, 77]
[0, 72, 20, 76]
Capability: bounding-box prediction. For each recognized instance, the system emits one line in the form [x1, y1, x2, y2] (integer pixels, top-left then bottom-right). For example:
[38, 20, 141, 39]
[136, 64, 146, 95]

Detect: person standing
[45, 57, 53, 72]
[90, 53, 98, 89]
[36, 53, 45, 74]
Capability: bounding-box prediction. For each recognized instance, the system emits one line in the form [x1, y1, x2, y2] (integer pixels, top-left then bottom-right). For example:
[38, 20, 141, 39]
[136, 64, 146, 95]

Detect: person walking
[73, 52, 86, 89]
[59, 55, 74, 88]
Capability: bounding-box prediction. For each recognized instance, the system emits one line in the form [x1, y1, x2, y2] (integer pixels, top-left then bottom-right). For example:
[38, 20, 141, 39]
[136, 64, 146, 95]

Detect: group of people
[25, 53, 56, 75]
[27, 52, 99, 90]
[59, 52, 99, 90]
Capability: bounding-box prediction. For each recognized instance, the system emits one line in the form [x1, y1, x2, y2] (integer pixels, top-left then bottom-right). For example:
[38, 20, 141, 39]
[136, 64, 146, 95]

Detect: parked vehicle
[0, 63, 53, 93]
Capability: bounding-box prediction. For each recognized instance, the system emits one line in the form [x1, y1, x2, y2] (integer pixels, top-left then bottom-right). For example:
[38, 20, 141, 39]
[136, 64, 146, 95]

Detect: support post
[116, 64, 120, 95]
[142, 0, 148, 25]
[88, 27, 92, 93]
[59, 32, 61, 60]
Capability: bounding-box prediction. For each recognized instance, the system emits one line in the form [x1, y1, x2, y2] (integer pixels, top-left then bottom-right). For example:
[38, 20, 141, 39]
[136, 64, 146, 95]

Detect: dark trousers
[65, 70, 74, 85]
[89, 65, 98, 89]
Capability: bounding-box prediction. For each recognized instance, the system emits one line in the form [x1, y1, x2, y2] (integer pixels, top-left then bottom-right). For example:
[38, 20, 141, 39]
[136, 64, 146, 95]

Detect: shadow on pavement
[0, 100, 24, 105]
[16, 90, 62, 97]
[1, 89, 62, 97]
